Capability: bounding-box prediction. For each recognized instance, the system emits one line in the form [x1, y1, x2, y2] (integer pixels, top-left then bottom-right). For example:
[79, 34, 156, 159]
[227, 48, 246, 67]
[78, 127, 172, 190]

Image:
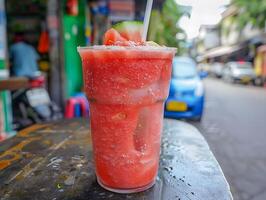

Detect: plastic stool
[0, 133, 7, 142]
[74, 103, 82, 117]
[65, 98, 78, 118]
[73, 93, 90, 117]
[65, 96, 90, 119]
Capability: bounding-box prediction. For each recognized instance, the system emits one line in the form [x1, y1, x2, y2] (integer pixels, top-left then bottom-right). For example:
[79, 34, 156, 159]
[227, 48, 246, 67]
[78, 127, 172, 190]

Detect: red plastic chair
[65, 97, 89, 119]
[0, 133, 7, 142]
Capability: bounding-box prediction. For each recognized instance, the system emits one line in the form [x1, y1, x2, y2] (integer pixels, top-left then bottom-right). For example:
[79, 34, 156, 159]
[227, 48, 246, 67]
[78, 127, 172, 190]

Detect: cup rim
[77, 45, 177, 53]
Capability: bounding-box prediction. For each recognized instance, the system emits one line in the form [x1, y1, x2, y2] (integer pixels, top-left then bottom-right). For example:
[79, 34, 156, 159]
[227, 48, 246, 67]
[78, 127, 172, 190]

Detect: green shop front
[0, 0, 90, 139]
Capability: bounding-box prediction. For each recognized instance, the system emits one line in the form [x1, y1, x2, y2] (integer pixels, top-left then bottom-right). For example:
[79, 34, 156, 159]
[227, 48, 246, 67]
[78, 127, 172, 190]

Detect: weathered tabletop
[0, 119, 232, 200]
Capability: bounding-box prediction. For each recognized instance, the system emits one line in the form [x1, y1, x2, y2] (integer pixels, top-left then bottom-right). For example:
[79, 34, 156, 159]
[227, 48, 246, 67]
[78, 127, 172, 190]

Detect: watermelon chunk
[103, 28, 128, 46]
[103, 21, 145, 45]
[102, 22, 164, 47]
[113, 21, 144, 43]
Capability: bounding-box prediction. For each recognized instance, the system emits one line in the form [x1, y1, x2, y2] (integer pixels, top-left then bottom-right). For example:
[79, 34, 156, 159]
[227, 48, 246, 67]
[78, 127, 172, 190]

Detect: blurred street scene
[194, 78, 266, 200]
[176, 1, 266, 199]
[0, 0, 265, 199]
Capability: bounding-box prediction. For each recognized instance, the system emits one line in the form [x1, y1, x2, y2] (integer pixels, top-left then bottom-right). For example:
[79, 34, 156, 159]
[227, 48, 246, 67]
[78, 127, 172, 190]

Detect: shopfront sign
[109, 0, 135, 22]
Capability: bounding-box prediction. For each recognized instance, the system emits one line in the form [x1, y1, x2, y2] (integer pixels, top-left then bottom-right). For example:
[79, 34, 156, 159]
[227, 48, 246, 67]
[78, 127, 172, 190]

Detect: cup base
[97, 177, 156, 194]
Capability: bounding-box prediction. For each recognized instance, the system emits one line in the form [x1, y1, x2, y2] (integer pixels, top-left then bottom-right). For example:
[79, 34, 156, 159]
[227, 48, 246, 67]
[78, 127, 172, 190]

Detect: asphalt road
[193, 78, 266, 200]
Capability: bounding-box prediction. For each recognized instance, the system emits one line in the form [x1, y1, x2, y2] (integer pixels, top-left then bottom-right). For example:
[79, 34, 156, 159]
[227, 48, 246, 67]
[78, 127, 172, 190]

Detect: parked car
[222, 62, 256, 84]
[254, 45, 266, 86]
[164, 57, 205, 121]
[211, 62, 224, 78]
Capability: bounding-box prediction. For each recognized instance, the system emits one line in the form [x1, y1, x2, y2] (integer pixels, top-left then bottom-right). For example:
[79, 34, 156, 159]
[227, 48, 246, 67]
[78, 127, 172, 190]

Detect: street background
[192, 78, 266, 200]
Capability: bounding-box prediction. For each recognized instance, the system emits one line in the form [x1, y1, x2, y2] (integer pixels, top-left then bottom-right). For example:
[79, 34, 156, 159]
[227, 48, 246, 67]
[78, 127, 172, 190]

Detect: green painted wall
[0, 60, 5, 69]
[0, 0, 12, 135]
[62, 0, 86, 98]
[0, 60, 12, 134]
[0, 60, 12, 133]
[1, 91, 12, 132]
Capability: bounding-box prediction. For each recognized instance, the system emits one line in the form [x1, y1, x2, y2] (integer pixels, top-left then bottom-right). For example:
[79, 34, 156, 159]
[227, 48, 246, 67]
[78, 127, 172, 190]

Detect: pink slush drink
[78, 29, 176, 193]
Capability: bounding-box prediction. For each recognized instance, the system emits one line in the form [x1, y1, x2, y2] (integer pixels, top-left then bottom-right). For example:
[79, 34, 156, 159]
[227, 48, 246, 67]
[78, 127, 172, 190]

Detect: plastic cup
[78, 45, 176, 193]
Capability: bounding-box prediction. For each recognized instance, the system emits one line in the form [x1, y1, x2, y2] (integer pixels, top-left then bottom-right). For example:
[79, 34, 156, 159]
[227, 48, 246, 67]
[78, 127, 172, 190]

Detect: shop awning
[202, 44, 244, 59]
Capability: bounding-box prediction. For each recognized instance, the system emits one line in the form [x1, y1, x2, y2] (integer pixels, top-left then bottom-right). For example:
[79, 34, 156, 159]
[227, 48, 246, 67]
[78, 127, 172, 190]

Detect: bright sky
[176, 0, 231, 39]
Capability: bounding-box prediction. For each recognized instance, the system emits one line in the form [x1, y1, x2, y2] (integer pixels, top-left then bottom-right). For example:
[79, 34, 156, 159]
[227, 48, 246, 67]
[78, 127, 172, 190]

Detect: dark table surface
[0, 119, 232, 200]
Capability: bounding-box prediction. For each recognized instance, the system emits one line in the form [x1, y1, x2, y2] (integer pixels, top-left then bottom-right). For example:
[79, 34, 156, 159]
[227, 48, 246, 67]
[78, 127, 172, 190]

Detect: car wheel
[254, 77, 263, 86]
[191, 116, 202, 122]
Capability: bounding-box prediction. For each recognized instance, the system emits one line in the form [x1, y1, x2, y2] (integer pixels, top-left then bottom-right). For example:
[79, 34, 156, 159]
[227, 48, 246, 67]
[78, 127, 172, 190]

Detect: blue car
[164, 57, 205, 121]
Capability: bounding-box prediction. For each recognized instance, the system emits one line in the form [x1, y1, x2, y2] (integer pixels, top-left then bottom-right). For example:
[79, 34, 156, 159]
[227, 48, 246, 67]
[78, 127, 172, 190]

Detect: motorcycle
[12, 73, 63, 130]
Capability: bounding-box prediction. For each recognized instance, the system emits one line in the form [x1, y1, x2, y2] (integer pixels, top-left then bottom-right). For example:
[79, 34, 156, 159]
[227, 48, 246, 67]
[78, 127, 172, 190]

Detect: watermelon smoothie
[78, 45, 175, 193]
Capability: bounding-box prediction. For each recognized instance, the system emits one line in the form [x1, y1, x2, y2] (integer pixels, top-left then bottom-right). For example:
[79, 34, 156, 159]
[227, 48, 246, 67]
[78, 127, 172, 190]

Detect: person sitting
[9, 32, 40, 78]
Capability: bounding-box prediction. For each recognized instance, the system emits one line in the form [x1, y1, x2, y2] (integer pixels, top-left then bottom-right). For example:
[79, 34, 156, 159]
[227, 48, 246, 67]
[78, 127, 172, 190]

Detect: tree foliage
[232, 0, 266, 29]
[148, 0, 184, 48]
